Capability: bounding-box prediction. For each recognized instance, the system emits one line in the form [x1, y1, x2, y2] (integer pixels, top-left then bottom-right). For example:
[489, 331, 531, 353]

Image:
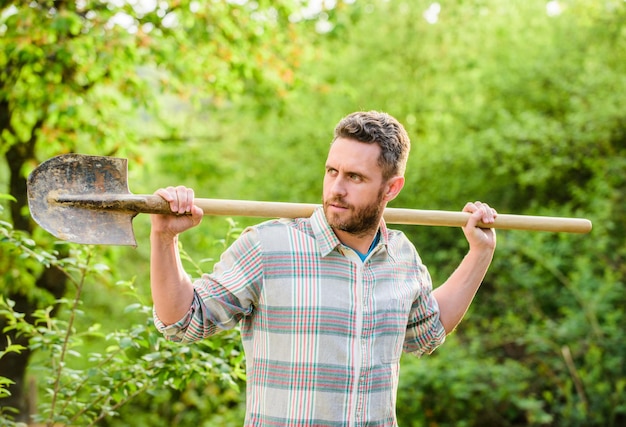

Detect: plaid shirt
[155, 207, 446, 426]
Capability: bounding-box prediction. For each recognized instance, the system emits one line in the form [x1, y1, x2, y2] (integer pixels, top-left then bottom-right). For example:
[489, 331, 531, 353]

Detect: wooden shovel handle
[188, 198, 591, 234]
[53, 194, 592, 234]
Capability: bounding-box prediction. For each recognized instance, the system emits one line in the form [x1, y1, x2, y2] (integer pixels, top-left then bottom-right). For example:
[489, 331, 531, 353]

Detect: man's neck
[334, 228, 379, 254]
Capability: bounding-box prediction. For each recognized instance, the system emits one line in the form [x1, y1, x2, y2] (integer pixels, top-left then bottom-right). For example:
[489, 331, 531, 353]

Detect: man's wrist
[150, 230, 179, 247]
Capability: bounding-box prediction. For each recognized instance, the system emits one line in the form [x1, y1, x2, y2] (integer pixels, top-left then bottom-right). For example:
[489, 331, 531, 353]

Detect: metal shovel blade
[27, 154, 139, 246]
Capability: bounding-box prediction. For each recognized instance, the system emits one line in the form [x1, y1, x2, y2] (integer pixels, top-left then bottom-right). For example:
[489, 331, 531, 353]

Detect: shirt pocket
[380, 298, 412, 364]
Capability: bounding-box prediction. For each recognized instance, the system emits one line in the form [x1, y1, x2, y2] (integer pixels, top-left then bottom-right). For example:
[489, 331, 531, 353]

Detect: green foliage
[196, 1, 626, 426]
[397, 335, 551, 427]
[0, 200, 58, 303]
[0, 0, 323, 422]
[0, 0, 315, 157]
[396, 222, 625, 426]
[0, 333, 26, 399]
[0, 220, 245, 426]
[1, 0, 626, 425]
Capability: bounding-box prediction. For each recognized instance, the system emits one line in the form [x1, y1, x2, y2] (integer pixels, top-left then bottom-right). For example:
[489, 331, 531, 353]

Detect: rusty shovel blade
[27, 154, 141, 246]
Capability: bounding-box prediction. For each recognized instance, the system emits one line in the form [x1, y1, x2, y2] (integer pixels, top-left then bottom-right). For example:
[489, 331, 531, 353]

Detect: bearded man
[149, 111, 497, 427]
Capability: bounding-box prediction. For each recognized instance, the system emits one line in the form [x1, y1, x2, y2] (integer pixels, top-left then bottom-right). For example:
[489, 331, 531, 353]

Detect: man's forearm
[150, 233, 195, 325]
[432, 248, 494, 334]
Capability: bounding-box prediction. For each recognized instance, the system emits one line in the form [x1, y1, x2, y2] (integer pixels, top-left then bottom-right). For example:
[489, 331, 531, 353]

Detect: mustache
[325, 197, 352, 209]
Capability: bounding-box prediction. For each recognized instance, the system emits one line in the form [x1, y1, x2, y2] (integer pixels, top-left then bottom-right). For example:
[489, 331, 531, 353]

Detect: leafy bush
[0, 211, 245, 426]
[397, 335, 551, 427]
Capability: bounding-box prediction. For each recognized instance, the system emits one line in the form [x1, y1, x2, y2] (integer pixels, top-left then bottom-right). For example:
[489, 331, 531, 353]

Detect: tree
[0, 0, 317, 420]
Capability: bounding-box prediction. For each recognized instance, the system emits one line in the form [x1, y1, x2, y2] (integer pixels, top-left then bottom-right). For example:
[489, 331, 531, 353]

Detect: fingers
[461, 201, 497, 250]
[463, 201, 497, 225]
[151, 186, 202, 239]
[155, 186, 196, 214]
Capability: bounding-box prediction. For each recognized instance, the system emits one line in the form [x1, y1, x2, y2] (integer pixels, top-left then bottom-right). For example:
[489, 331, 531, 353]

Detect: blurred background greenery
[1, 0, 625, 425]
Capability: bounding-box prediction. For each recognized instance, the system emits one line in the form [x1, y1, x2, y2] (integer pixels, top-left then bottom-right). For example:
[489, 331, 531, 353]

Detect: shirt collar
[310, 206, 391, 258]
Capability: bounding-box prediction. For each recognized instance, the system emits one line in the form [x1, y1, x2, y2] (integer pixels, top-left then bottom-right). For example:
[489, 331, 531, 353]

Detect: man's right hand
[151, 186, 204, 241]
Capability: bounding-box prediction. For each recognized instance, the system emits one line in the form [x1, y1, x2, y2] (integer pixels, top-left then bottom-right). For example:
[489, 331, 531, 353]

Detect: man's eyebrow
[324, 163, 370, 179]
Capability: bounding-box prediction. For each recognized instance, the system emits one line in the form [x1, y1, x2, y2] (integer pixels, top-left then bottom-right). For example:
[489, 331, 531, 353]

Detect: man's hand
[151, 186, 204, 241]
[433, 201, 498, 334]
[462, 201, 497, 251]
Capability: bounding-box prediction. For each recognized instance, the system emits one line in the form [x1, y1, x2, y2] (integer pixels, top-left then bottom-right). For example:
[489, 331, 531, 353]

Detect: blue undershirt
[352, 231, 381, 262]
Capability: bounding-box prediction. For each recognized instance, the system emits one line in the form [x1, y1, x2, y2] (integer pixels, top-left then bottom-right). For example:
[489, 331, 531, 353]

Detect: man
[150, 111, 497, 426]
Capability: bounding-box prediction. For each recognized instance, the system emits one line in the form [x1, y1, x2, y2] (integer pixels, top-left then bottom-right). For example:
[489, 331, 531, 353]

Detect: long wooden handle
[53, 194, 593, 234]
[191, 198, 592, 234]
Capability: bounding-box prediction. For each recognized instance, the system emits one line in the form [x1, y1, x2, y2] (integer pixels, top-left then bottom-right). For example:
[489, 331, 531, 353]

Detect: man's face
[323, 137, 388, 237]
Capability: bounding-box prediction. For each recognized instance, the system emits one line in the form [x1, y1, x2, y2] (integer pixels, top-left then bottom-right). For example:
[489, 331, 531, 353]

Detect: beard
[323, 188, 385, 237]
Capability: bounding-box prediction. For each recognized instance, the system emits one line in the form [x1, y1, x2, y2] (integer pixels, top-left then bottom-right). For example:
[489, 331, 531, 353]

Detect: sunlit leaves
[0, 0, 318, 159]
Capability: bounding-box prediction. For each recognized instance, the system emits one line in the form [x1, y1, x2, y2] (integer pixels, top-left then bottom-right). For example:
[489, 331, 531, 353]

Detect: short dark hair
[333, 111, 411, 180]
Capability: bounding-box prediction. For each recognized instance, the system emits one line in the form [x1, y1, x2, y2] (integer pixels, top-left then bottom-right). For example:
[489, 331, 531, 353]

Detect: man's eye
[349, 174, 362, 182]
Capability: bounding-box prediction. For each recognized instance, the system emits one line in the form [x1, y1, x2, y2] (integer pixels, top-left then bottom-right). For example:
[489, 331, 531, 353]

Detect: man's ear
[383, 176, 405, 202]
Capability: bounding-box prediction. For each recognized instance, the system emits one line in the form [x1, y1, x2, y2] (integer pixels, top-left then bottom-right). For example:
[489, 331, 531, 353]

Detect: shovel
[27, 154, 592, 247]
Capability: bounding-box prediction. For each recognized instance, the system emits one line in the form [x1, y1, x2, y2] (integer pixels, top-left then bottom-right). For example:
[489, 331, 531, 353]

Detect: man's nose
[330, 176, 347, 197]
